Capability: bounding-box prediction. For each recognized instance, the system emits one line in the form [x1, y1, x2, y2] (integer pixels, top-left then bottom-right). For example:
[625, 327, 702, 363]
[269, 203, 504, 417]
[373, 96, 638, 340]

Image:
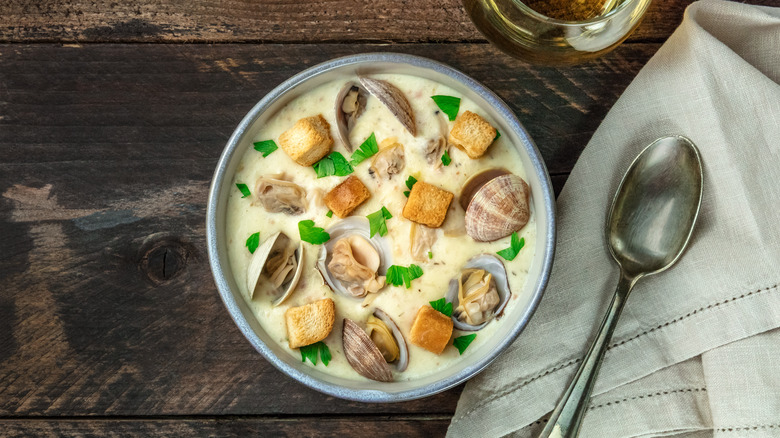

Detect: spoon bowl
[540, 135, 703, 438]
[608, 135, 703, 278]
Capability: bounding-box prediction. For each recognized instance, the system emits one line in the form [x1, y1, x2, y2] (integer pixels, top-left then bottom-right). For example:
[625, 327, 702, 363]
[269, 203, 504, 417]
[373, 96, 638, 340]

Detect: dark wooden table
[0, 1, 774, 436]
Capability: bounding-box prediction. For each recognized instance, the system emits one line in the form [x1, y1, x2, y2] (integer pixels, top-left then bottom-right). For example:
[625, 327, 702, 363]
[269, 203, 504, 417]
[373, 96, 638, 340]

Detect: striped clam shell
[464, 174, 530, 242]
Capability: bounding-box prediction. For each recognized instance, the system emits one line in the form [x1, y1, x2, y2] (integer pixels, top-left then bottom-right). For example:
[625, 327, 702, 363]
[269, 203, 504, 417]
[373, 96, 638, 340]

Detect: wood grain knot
[138, 237, 194, 285]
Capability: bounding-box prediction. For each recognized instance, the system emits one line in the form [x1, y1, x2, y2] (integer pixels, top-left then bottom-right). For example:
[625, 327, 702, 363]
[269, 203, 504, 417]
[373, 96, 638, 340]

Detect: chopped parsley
[428, 251, 433, 259]
[497, 232, 525, 261]
[245, 232, 260, 254]
[236, 183, 251, 198]
[300, 341, 331, 366]
[494, 130, 501, 141]
[367, 206, 393, 238]
[441, 150, 451, 166]
[431, 95, 461, 121]
[298, 220, 330, 245]
[453, 334, 477, 355]
[350, 132, 379, 166]
[326, 210, 333, 218]
[253, 140, 278, 157]
[313, 152, 354, 178]
[429, 297, 453, 317]
[403, 175, 418, 197]
[386, 264, 423, 288]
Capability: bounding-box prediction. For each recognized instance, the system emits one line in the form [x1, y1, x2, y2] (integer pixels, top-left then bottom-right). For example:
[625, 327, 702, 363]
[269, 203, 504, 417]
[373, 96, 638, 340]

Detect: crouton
[278, 115, 333, 166]
[448, 111, 497, 159]
[324, 175, 371, 218]
[285, 298, 336, 349]
[402, 181, 453, 228]
[409, 305, 453, 354]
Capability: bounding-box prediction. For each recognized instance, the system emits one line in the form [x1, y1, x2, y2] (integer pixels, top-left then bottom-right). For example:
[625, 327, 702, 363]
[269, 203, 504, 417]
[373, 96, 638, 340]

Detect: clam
[461, 170, 531, 242]
[410, 222, 437, 262]
[368, 138, 405, 180]
[445, 254, 511, 331]
[316, 217, 393, 299]
[423, 111, 450, 166]
[359, 77, 416, 136]
[335, 82, 368, 152]
[246, 232, 304, 306]
[254, 175, 307, 215]
[343, 309, 409, 381]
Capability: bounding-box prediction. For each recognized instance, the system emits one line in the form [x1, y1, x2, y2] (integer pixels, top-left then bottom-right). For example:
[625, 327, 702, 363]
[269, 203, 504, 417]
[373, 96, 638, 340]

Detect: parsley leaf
[386, 264, 424, 288]
[429, 297, 453, 317]
[453, 334, 477, 355]
[403, 175, 417, 197]
[298, 220, 330, 245]
[245, 232, 260, 254]
[431, 95, 461, 121]
[441, 150, 451, 166]
[367, 206, 393, 238]
[428, 251, 433, 259]
[300, 341, 331, 366]
[313, 152, 354, 178]
[350, 132, 379, 165]
[326, 210, 333, 218]
[236, 183, 251, 198]
[253, 140, 278, 157]
[497, 232, 525, 261]
[494, 130, 501, 141]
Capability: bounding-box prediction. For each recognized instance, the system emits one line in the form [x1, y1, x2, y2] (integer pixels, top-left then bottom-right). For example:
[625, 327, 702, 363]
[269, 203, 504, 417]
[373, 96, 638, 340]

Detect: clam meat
[369, 138, 405, 180]
[445, 254, 511, 331]
[423, 111, 450, 167]
[359, 76, 416, 136]
[335, 82, 368, 151]
[461, 171, 531, 242]
[410, 222, 437, 262]
[246, 231, 304, 306]
[254, 175, 307, 215]
[343, 309, 409, 381]
[317, 217, 393, 299]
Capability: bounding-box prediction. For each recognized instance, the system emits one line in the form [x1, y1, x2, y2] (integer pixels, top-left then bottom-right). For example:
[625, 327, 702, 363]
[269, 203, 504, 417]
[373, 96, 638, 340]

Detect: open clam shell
[358, 76, 416, 136]
[372, 308, 409, 372]
[463, 173, 531, 242]
[246, 231, 304, 306]
[343, 318, 394, 382]
[316, 217, 393, 299]
[445, 254, 511, 331]
[335, 82, 368, 152]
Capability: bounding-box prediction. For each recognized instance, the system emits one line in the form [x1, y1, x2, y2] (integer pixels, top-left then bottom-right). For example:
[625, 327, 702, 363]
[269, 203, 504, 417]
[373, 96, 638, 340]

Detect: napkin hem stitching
[587, 386, 707, 411]
[453, 283, 777, 424]
[716, 424, 780, 432]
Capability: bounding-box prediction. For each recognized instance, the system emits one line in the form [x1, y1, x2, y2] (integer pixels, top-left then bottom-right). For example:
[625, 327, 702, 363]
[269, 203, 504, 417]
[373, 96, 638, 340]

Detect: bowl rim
[206, 52, 556, 402]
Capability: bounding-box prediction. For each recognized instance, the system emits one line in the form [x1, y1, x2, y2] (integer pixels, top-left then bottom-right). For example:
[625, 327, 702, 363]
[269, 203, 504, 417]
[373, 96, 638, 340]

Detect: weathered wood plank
[0, 416, 451, 437]
[0, 0, 775, 44]
[0, 42, 635, 416]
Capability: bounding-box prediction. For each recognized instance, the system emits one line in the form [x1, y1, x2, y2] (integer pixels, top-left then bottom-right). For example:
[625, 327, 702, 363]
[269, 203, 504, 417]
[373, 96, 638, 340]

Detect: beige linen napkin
[448, 1, 780, 436]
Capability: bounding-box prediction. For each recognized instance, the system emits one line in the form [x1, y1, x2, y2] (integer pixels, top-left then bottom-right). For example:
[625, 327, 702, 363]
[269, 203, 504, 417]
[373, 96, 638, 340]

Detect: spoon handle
[538, 272, 636, 438]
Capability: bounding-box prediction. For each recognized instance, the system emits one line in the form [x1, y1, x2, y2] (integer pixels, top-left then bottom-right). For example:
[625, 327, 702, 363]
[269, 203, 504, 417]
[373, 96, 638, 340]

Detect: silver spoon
[539, 135, 703, 438]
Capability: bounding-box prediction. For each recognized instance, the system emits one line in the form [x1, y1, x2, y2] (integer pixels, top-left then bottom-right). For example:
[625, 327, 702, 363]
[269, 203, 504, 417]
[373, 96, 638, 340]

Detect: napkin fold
[448, 1, 780, 436]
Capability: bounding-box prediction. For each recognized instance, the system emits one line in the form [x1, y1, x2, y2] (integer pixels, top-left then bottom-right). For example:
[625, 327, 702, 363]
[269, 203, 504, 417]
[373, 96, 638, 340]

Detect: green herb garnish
[326, 210, 333, 218]
[494, 130, 501, 141]
[245, 232, 260, 254]
[236, 183, 251, 198]
[350, 132, 379, 165]
[403, 175, 418, 197]
[387, 264, 424, 288]
[367, 206, 393, 238]
[429, 297, 453, 317]
[453, 334, 477, 355]
[428, 251, 433, 259]
[300, 341, 331, 366]
[313, 152, 354, 178]
[441, 150, 451, 166]
[253, 140, 278, 157]
[431, 95, 461, 121]
[497, 232, 525, 261]
[298, 220, 330, 245]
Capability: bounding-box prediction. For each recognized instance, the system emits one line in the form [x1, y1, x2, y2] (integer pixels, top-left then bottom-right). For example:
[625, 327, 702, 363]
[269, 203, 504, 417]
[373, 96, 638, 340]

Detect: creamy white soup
[226, 73, 536, 382]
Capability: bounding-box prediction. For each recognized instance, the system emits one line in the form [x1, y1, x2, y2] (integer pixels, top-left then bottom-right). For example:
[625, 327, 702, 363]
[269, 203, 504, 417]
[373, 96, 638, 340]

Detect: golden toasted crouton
[278, 115, 333, 166]
[285, 298, 336, 349]
[402, 181, 453, 228]
[409, 305, 453, 354]
[449, 111, 497, 159]
[324, 175, 371, 218]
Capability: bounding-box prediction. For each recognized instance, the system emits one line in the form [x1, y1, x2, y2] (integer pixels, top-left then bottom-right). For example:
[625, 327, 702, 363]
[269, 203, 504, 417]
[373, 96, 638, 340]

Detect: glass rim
[514, 0, 640, 26]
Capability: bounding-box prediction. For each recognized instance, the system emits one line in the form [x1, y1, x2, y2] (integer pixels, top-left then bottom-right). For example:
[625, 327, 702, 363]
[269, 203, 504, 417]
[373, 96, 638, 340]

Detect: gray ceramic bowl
[206, 53, 556, 402]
